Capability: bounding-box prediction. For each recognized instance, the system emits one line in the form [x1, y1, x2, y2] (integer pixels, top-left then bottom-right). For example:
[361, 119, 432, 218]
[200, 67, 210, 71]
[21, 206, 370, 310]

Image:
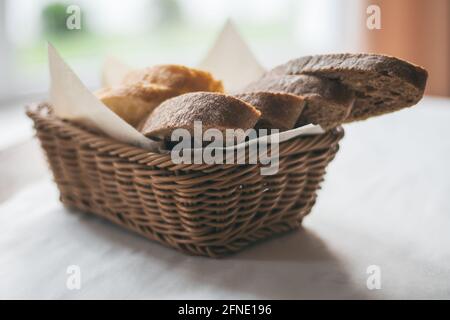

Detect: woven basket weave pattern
[27, 104, 344, 257]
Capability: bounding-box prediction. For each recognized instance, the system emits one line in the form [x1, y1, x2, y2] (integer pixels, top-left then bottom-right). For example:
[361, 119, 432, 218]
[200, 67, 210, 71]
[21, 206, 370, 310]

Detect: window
[0, 0, 361, 102]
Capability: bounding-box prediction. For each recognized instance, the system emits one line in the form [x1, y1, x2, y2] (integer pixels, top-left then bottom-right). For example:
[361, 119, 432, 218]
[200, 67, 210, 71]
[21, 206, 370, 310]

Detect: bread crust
[244, 74, 354, 129]
[140, 92, 261, 141]
[270, 53, 428, 122]
[98, 65, 224, 127]
[234, 92, 305, 131]
[96, 83, 179, 127]
[123, 64, 224, 94]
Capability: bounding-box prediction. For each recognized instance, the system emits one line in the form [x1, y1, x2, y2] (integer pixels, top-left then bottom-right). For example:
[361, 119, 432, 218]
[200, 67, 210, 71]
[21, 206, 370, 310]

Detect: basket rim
[26, 102, 344, 171]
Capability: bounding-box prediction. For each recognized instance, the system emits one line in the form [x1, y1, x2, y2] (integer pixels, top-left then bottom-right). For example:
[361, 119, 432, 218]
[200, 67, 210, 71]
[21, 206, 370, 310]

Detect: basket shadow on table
[73, 208, 369, 299]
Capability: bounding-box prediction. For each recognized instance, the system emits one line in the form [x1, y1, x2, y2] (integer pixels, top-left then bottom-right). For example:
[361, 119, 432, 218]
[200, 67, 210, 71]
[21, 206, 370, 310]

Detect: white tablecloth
[1, 97, 449, 299]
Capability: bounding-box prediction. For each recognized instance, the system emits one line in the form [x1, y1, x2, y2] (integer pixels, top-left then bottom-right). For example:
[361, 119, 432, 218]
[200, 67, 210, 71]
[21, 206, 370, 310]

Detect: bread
[98, 65, 224, 127]
[123, 64, 224, 94]
[244, 74, 354, 129]
[140, 92, 261, 142]
[268, 53, 428, 122]
[96, 83, 179, 127]
[234, 92, 305, 131]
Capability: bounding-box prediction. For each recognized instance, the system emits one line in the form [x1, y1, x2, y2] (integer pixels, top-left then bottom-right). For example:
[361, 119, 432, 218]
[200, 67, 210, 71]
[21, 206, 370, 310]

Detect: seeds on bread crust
[234, 92, 305, 131]
[139, 92, 261, 141]
[244, 74, 354, 129]
[270, 53, 428, 122]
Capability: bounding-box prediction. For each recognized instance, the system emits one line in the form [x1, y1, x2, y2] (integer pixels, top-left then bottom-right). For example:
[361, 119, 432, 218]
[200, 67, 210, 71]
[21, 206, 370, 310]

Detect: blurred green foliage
[17, 0, 291, 74]
[41, 2, 86, 37]
[154, 0, 183, 27]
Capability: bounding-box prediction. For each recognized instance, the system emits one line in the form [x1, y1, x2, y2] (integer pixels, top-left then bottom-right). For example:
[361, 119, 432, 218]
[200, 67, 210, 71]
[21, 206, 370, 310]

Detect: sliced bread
[269, 53, 428, 122]
[244, 74, 354, 129]
[234, 92, 305, 131]
[139, 92, 261, 142]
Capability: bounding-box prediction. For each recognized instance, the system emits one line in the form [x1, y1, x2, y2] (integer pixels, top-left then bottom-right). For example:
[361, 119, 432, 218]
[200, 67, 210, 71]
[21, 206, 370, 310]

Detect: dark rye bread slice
[234, 92, 305, 131]
[140, 92, 261, 142]
[269, 53, 428, 122]
[244, 74, 354, 129]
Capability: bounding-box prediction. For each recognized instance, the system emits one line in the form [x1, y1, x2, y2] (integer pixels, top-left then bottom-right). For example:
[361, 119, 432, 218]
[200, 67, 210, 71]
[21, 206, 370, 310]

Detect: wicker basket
[27, 103, 344, 257]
